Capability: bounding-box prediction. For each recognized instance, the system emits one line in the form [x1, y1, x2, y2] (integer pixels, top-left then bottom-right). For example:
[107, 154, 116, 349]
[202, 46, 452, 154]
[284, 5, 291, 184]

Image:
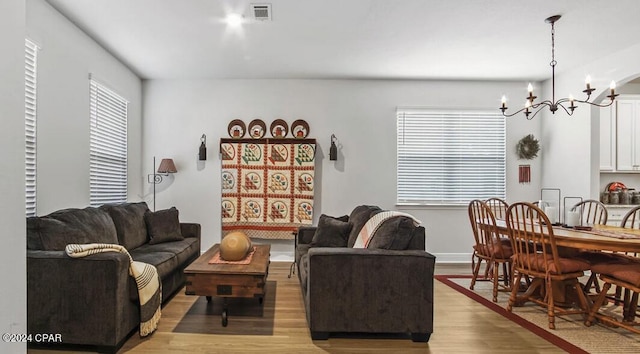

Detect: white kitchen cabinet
[606, 205, 640, 227]
[606, 205, 629, 226]
[616, 96, 640, 172]
[599, 103, 615, 171]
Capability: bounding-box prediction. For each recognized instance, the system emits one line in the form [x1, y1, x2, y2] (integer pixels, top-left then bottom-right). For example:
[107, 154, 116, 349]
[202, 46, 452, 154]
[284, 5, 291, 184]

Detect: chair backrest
[621, 205, 640, 229]
[571, 199, 608, 225]
[485, 197, 509, 220]
[620, 206, 640, 257]
[506, 202, 561, 275]
[468, 199, 508, 258]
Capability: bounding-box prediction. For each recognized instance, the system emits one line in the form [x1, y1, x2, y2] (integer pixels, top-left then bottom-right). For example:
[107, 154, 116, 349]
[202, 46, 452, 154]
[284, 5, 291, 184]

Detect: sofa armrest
[305, 247, 435, 334]
[27, 249, 138, 347]
[180, 222, 201, 240]
[297, 226, 317, 245]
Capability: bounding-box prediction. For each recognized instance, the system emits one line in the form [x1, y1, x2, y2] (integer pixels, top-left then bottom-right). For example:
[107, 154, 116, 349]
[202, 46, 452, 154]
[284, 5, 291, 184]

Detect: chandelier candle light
[500, 15, 618, 119]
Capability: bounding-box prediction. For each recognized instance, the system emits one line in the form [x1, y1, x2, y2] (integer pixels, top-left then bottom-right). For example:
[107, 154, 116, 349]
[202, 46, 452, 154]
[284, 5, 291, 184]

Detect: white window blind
[397, 108, 506, 205]
[25, 39, 38, 217]
[89, 78, 128, 207]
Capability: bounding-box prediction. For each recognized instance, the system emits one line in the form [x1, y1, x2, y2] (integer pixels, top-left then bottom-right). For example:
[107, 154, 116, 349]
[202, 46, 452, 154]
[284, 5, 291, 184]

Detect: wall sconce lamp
[199, 134, 207, 161]
[329, 134, 338, 161]
[147, 157, 177, 211]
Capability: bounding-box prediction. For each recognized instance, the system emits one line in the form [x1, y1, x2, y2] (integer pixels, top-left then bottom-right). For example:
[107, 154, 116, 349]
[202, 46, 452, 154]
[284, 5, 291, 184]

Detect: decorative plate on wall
[291, 119, 310, 138]
[248, 119, 266, 139]
[270, 119, 289, 138]
[228, 119, 246, 138]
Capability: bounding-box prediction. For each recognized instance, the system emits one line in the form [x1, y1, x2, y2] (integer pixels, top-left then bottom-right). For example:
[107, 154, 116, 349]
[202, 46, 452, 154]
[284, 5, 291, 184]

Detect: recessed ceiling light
[225, 13, 243, 27]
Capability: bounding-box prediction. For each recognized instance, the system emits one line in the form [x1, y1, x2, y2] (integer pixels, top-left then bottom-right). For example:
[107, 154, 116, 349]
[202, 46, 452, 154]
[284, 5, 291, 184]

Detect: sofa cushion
[27, 207, 117, 251]
[136, 237, 200, 267]
[347, 205, 382, 247]
[128, 249, 179, 280]
[145, 207, 184, 245]
[367, 216, 417, 250]
[311, 214, 352, 248]
[100, 202, 149, 250]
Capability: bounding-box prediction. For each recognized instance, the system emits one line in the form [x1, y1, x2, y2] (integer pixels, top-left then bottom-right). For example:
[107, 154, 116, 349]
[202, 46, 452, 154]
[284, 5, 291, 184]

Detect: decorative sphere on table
[220, 231, 252, 261]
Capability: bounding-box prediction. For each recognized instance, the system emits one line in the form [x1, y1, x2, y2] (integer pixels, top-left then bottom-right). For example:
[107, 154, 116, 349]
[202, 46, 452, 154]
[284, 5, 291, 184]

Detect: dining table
[488, 219, 640, 305]
[493, 219, 640, 253]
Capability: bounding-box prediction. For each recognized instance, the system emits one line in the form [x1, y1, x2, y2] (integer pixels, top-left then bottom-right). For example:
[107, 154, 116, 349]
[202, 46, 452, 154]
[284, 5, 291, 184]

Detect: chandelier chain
[550, 21, 556, 67]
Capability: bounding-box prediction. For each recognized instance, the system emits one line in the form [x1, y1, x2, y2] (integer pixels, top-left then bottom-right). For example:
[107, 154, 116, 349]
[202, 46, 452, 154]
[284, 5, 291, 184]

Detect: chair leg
[572, 279, 590, 320]
[492, 261, 499, 302]
[586, 282, 612, 327]
[583, 272, 599, 293]
[544, 276, 556, 330]
[507, 272, 522, 312]
[615, 284, 624, 305]
[502, 262, 511, 288]
[624, 291, 638, 322]
[471, 253, 476, 274]
[484, 262, 492, 279]
[470, 257, 483, 290]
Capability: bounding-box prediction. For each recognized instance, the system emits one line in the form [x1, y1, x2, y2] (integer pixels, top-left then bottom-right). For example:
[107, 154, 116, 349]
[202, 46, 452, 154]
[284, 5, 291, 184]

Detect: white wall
[542, 42, 640, 207]
[143, 79, 541, 261]
[26, 0, 142, 215]
[0, 1, 26, 353]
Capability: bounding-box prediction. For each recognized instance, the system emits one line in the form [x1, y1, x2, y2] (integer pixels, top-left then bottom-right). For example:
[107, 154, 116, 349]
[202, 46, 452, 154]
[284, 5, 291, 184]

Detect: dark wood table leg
[222, 298, 228, 327]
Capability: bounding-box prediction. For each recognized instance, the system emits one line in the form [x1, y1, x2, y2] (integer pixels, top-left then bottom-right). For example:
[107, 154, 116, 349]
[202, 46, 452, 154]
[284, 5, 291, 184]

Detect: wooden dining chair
[571, 199, 608, 225]
[608, 205, 640, 308]
[584, 199, 640, 296]
[622, 205, 640, 230]
[505, 202, 590, 329]
[585, 261, 640, 334]
[571, 200, 608, 294]
[468, 199, 512, 302]
[485, 197, 509, 220]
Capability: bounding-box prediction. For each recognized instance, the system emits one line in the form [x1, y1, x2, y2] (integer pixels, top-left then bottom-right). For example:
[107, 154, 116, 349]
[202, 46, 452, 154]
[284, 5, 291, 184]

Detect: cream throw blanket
[65, 243, 162, 336]
[353, 211, 422, 248]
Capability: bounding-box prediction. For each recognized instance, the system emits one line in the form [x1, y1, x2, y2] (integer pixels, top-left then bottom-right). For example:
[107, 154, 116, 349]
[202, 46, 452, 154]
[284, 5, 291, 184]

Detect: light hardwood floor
[29, 262, 565, 353]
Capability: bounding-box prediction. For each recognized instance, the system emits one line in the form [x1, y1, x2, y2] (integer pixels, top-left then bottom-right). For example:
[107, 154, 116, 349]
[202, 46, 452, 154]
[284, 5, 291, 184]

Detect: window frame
[396, 107, 506, 206]
[89, 77, 129, 207]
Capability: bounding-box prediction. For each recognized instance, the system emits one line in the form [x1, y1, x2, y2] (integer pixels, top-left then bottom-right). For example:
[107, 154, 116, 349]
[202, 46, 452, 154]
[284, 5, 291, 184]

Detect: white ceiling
[44, 0, 640, 81]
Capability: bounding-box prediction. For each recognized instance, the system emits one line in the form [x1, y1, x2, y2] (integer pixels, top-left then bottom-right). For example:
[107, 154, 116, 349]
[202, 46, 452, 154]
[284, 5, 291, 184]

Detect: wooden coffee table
[184, 244, 271, 326]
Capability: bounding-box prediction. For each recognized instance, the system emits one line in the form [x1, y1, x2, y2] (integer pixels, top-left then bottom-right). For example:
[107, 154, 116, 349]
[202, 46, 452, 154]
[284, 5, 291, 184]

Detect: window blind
[25, 39, 38, 217]
[89, 78, 128, 207]
[397, 108, 506, 205]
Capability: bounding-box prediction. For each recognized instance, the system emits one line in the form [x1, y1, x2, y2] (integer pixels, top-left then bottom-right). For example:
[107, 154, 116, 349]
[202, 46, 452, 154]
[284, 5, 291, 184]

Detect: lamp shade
[157, 158, 177, 173]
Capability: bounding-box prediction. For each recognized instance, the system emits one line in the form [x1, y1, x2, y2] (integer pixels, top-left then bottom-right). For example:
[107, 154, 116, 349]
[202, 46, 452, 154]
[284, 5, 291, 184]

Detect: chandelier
[500, 15, 618, 120]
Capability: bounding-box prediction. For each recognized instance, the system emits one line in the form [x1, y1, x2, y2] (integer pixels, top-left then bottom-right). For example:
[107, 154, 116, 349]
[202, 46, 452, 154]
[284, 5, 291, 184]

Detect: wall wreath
[516, 134, 540, 160]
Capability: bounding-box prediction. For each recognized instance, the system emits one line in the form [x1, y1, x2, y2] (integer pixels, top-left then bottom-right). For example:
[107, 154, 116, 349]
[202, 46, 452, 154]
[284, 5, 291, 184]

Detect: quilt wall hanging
[220, 133, 316, 241]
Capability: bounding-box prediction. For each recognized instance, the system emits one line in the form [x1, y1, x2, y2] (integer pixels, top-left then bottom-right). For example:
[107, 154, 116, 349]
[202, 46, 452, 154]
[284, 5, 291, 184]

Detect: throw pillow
[347, 205, 382, 247]
[145, 207, 184, 245]
[101, 202, 149, 250]
[310, 214, 352, 248]
[367, 216, 417, 250]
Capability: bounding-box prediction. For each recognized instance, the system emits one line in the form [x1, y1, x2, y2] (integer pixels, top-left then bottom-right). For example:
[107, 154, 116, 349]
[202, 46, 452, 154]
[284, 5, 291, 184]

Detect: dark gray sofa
[26, 202, 200, 352]
[296, 205, 435, 342]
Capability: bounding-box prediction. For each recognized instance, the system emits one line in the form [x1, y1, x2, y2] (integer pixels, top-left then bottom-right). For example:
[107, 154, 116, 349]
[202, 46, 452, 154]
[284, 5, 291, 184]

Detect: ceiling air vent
[251, 3, 271, 21]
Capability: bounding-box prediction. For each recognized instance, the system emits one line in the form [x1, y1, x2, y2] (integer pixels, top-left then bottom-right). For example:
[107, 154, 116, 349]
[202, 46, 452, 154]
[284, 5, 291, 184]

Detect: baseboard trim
[429, 253, 472, 263]
[266, 251, 473, 264]
[269, 251, 293, 262]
